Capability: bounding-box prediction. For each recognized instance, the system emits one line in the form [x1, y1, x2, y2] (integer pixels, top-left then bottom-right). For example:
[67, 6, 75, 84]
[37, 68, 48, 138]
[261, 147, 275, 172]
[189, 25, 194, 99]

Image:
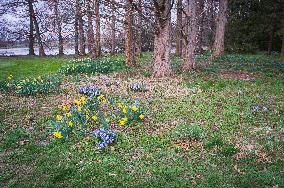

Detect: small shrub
[172, 124, 204, 141]
[220, 144, 239, 156]
[205, 133, 224, 149]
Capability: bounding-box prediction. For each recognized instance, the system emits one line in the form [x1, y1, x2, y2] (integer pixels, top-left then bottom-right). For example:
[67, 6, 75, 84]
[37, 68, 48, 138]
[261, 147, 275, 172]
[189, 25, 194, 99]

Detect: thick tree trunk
[281, 36, 284, 57]
[87, 0, 95, 57]
[182, 0, 198, 71]
[28, 0, 45, 56]
[95, 0, 101, 57]
[110, 2, 116, 55]
[267, 28, 274, 55]
[135, 0, 142, 57]
[125, 1, 135, 67]
[54, 0, 64, 56]
[212, 0, 228, 58]
[28, 0, 35, 56]
[74, 17, 79, 55]
[152, 0, 172, 77]
[176, 0, 182, 57]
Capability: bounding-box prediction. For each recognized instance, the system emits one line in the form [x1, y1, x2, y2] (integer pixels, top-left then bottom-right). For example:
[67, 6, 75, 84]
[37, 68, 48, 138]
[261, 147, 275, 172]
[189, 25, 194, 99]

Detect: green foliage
[172, 124, 204, 141]
[59, 58, 125, 75]
[205, 134, 224, 149]
[0, 128, 29, 151]
[220, 144, 240, 157]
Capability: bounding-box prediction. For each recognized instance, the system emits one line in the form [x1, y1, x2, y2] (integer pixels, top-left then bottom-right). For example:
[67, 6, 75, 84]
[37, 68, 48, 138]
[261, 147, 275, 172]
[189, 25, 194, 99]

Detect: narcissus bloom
[117, 103, 123, 108]
[56, 115, 63, 121]
[92, 115, 97, 121]
[139, 114, 145, 120]
[68, 121, 73, 127]
[123, 107, 127, 114]
[119, 120, 125, 126]
[132, 106, 138, 112]
[62, 105, 67, 111]
[66, 112, 71, 117]
[77, 106, 82, 112]
[53, 131, 63, 138]
[122, 117, 128, 122]
[80, 96, 86, 101]
[74, 99, 81, 106]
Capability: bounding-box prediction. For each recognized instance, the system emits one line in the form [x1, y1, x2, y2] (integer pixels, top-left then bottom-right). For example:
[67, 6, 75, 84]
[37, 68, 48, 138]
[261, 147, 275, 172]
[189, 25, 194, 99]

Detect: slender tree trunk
[212, 0, 228, 58]
[196, 0, 204, 53]
[95, 0, 101, 57]
[87, 0, 95, 57]
[28, 0, 45, 56]
[202, 0, 213, 49]
[28, 0, 35, 56]
[267, 27, 274, 55]
[281, 36, 284, 57]
[76, 0, 85, 55]
[54, 0, 64, 55]
[182, 0, 198, 71]
[152, 0, 172, 77]
[176, 0, 182, 57]
[110, 2, 116, 55]
[74, 17, 79, 55]
[125, 1, 135, 67]
[135, 0, 142, 57]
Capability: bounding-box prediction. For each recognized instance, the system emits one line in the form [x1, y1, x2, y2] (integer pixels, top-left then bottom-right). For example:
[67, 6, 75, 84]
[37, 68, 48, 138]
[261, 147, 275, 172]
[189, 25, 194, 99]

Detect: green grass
[0, 53, 284, 187]
[0, 56, 68, 80]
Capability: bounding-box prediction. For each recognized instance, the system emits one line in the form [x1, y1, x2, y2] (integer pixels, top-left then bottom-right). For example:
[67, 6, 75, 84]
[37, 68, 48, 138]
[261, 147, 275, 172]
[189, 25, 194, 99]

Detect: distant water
[0, 47, 76, 56]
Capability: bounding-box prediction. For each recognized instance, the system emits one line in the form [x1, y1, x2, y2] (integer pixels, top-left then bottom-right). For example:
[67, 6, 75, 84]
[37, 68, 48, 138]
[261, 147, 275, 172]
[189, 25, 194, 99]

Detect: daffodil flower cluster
[50, 91, 146, 150]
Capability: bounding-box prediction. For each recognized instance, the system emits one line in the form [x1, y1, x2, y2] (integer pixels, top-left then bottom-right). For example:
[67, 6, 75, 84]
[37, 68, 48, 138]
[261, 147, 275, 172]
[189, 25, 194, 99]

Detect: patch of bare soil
[219, 70, 255, 80]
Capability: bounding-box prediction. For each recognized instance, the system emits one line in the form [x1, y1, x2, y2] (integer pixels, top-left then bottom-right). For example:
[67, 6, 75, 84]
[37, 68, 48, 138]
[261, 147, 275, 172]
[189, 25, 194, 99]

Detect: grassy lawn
[0, 53, 283, 187]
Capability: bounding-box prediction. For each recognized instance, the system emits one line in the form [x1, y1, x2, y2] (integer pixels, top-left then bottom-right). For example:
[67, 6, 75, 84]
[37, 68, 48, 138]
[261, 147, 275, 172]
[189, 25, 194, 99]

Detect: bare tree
[135, 0, 142, 56]
[125, 0, 135, 66]
[95, 0, 101, 57]
[87, 0, 95, 57]
[176, 0, 183, 57]
[28, 0, 35, 55]
[53, 0, 64, 55]
[110, 1, 116, 55]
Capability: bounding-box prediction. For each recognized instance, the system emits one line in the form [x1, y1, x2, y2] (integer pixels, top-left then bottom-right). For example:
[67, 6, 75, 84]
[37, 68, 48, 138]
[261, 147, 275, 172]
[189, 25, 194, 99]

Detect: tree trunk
[87, 0, 95, 57]
[74, 17, 79, 55]
[95, 0, 101, 57]
[176, 0, 182, 57]
[182, 0, 198, 71]
[196, 0, 204, 54]
[152, 0, 172, 77]
[281, 36, 284, 57]
[135, 0, 142, 57]
[76, 0, 85, 55]
[28, 0, 35, 56]
[201, 0, 213, 50]
[28, 0, 45, 56]
[110, 2, 116, 55]
[54, 0, 64, 56]
[125, 1, 135, 67]
[267, 28, 274, 55]
[212, 0, 228, 58]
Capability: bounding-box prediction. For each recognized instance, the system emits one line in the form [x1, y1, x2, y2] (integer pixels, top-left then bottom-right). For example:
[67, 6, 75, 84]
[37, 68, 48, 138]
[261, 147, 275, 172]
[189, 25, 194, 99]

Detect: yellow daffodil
[77, 106, 82, 112]
[119, 120, 125, 126]
[33, 78, 37, 82]
[80, 96, 86, 101]
[103, 99, 107, 104]
[132, 106, 138, 112]
[122, 117, 128, 122]
[92, 115, 97, 121]
[7, 75, 13, 80]
[53, 131, 63, 138]
[62, 105, 67, 111]
[123, 106, 128, 114]
[40, 79, 43, 83]
[92, 116, 98, 121]
[17, 85, 21, 89]
[66, 112, 71, 117]
[139, 114, 145, 120]
[117, 103, 123, 108]
[86, 115, 90, 119]
[74, 99, 81, 106]
[82, 100, 87, 105]
[68, 121, 73, 127]
[26, 79, 30, 82]
[38, 76, 41, 79]
[56, 115, 63, 121]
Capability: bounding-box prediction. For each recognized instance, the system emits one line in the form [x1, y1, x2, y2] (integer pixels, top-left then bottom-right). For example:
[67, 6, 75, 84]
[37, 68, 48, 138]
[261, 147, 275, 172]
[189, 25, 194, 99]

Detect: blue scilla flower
[93, 128, 116, 149]
[262, 106, 268, 113]
[252, 105, 259, 113]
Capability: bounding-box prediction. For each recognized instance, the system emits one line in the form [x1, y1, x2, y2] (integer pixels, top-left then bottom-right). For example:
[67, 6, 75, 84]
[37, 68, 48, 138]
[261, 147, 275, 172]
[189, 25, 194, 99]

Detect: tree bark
[95, 0, 101, 57]
[28, 0, 45, 56]
[76, 0, 85, 55]
[54, 0, 64, 56]
[74, 16, 79, 55]
[135, 0, 142, 57]
[281, 36, 284, 57]
[212, 0, 228, 58]
[28, 0, 35, 56]
[196, 0, 204, 53]
[110, 2, 116, 55]
[87, 0, 95, 57]
[202, 0, 213, 49]
[152, 0, 172, 77]
[125, 1, 135, 67]
[176, 0, 183, 57]
[182, 0, 198, 71]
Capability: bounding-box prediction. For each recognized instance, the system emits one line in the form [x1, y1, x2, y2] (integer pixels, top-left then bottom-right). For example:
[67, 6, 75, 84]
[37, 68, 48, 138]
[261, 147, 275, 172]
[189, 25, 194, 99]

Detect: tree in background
[125, 0, 135, 67]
